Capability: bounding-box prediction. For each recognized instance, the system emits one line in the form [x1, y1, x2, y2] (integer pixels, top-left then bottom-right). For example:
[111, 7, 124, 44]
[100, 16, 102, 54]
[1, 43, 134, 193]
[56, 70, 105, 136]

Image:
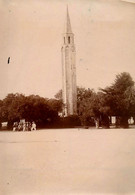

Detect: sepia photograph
[0, 0, 135, 194]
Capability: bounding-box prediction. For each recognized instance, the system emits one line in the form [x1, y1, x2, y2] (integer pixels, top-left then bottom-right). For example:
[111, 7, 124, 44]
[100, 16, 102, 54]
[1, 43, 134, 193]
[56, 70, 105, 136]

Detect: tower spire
[65, 5, 72, 33]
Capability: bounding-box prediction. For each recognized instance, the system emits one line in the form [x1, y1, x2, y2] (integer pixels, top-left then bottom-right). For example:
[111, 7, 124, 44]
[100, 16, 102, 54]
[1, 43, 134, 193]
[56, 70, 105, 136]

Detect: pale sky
[0, 0, 135, 99]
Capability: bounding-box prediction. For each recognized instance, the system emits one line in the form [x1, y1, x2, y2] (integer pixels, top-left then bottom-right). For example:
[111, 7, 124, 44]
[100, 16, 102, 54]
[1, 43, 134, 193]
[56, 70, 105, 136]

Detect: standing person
[25, 122, 29, 131]
[95, 118, 100, 129]
[13, 122, 16, 131]
[18, 122, 22, 131]
[23, 122, 26, 132]
[28, 122, 31, 131]
[13, 122, 17, 131]
[31, 122, 36, 131]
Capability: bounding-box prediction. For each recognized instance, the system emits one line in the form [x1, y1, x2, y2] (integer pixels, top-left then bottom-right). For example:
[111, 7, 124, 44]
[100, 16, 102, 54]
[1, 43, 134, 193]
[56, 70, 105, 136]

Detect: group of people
[13, 121, 36, 131]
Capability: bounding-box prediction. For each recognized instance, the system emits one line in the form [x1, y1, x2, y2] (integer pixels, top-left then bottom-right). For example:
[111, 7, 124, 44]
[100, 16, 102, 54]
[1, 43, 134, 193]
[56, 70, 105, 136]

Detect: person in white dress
[31, 122, 36, 131]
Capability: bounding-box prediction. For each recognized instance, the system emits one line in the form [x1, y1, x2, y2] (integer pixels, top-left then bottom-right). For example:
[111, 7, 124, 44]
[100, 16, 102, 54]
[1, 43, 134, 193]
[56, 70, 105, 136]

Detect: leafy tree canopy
[0, 93, 59, 127]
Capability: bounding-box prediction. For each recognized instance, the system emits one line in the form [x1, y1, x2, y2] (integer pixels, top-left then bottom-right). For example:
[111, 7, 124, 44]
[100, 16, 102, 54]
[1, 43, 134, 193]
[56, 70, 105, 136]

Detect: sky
[0, 0, 135, 99]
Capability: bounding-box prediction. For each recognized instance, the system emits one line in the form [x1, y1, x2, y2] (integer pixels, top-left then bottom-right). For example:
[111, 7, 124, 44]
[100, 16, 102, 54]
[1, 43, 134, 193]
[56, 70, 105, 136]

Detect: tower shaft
[61, 8, 77, 116]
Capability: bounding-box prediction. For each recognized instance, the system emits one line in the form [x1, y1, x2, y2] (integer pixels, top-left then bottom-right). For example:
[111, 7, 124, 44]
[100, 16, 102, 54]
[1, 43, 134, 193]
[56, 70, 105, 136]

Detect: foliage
[0, 93, 59, 128]
[60, 115, 81, 128]
[47, 98, 62, 113]
[76, 73, 135, 128]
[77, 88, 99, 126]
[1, 72, 135, 129]
[55, 87, 110, 127]
[54, 89, 62, 100]
[100, 72, 135, 128]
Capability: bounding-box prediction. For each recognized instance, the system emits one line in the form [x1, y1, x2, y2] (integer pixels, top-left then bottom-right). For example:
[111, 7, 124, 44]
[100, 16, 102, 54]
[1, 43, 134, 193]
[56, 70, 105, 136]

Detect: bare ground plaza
[0, 128, 135, 195]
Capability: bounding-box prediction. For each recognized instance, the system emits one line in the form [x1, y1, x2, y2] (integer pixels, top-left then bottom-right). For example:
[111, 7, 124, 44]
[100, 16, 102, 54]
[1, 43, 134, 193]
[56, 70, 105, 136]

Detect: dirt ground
[0, 128, 135, 195]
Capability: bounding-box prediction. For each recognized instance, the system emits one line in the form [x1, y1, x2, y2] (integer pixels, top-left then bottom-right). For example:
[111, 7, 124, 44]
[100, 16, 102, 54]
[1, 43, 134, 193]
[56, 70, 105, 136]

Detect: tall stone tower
[61, 7, 77, 117]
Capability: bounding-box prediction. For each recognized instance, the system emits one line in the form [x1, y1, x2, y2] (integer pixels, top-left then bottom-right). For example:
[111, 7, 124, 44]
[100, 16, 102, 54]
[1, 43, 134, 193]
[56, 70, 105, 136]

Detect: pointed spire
[65, 5, 72, 33]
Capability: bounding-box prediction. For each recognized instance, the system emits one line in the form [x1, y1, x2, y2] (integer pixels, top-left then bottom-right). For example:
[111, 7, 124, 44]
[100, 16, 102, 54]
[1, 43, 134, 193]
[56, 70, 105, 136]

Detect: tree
[55, 89, 62, 100]
[0, 93, 59, 128]
[77, 88, 99, 126]
[100, 72, 135, 128]
[54, 73, 135, 129]
[76, 73, 135, 129]
[47, 98, 62, 113]
[54, 87, 94, 126]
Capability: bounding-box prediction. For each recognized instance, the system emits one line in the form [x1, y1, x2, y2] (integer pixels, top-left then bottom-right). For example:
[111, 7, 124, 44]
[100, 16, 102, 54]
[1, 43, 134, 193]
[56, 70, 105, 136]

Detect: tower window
[64, 37, 65, 44]
[68, 36, 70, 44]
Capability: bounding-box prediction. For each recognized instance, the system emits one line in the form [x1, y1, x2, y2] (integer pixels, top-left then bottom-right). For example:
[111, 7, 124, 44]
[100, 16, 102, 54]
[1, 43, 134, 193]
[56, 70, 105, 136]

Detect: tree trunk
[101, 115, 110, 129]
[116, 116, 121, 128]
[120, 116, 129, 128]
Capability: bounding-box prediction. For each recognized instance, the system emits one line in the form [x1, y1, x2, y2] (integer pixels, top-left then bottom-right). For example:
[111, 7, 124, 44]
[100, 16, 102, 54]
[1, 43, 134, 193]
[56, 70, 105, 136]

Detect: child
[31, 122, 36, 131]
